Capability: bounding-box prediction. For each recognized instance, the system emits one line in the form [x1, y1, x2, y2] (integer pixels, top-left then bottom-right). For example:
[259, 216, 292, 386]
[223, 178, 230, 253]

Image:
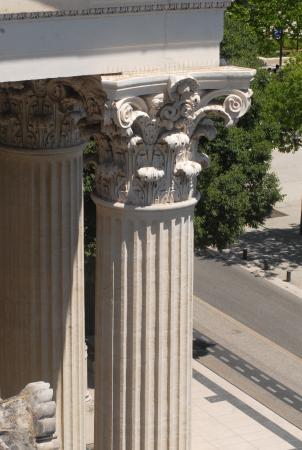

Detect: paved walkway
[192, 360, 302, 450]
[218, 149, 302, 297]
[86, 358, 302, 449]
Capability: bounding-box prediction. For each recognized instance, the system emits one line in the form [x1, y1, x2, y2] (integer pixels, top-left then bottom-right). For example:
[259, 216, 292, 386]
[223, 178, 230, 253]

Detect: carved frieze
[0, 77, 105, 149]
[90, 76, 252, 206]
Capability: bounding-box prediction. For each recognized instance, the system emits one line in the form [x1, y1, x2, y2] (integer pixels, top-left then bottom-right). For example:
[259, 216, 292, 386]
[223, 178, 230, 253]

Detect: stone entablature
[0, 0, 231, 83]
[90, 69, 253, 206]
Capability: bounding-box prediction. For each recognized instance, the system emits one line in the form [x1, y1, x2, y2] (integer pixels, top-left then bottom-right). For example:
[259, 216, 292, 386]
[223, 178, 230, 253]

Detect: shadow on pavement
[193, 336, 216, 359]
[196, 224, 302, 273]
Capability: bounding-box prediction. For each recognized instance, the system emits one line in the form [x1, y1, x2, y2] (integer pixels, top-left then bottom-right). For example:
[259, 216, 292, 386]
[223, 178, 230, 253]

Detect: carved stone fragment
[0, 382, 59, 449]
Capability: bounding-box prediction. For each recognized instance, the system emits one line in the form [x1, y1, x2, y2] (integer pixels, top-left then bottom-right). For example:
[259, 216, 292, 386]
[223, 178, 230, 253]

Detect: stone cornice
[102, 67, 256, 100]
[0, 1, 233, 21]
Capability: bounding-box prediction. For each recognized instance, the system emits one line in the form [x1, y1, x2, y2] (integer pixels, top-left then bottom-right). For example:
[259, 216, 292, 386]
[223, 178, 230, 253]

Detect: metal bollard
[286, 270, 292, 283]
[242, 248, 248, 260]
[263, 260, 269, 271]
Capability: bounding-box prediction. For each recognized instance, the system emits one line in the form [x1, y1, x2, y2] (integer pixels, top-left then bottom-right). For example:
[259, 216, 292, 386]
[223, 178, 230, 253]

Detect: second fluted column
[92, 73, 253, 450]
[93, 198, 195, 450]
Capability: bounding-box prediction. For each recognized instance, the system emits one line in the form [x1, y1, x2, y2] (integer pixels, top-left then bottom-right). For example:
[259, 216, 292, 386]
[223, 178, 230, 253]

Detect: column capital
[0, 76, 105, 150]
[93, 69, 254, 207]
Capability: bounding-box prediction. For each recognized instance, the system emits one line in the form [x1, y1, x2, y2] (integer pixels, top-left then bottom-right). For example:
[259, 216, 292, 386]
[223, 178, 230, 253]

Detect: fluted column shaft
[93, 196, 195, 450]
[0, 146, 85, 450]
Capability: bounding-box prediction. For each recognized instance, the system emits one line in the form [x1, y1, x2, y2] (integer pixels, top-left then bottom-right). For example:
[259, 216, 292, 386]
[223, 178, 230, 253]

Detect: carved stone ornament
[90, 76, 252, 206]
[0, 77, 105, 149]
[0, 381, 59, 449]
[0, 2, 233, 22]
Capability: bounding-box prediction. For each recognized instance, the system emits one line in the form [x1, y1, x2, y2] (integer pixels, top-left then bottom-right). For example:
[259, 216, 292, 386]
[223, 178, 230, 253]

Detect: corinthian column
[92, 71, 253, 449]
[0, 77, 104, 450]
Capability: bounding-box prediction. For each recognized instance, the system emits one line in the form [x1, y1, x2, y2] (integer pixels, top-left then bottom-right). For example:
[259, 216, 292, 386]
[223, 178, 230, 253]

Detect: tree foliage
[248, 0, 300, 34]
[227, 0, 302, 60]
[263, 57, 302, 152]
[221, 7, 260, 68]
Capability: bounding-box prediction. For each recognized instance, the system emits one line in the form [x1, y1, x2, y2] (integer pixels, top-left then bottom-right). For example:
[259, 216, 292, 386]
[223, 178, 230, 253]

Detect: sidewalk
[219, 149, 302, 296]
[86, 359, 302, 449]
[192, 360, 302, 449]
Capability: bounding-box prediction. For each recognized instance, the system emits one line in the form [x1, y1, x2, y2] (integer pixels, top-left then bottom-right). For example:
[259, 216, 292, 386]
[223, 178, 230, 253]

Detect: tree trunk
[279, 30, 284, 67]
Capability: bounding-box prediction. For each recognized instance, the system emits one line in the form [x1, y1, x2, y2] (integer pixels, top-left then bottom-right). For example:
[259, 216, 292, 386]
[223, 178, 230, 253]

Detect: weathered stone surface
[93, 197, 196, 450]
[0, 382, 59, 449]
[0, 142, 86, 450]
[0, 77, 104, 149]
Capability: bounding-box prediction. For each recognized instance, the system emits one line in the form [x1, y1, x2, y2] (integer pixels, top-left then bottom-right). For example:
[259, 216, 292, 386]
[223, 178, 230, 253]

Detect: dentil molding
[0, 1, 233, 21]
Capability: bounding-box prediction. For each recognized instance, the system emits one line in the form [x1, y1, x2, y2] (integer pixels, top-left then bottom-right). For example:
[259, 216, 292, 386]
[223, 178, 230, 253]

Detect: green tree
[248, 0, 301, 65]
[263, 57, 302, 152]
[194, 71, 282, 250]
[221, 4, 261, 68]
[287, 3, 302, 51]
[263, 57, 302, 234]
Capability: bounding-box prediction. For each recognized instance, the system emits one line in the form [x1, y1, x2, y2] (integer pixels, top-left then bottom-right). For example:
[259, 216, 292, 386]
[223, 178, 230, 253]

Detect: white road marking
[219, 356, 230, 363]
[251, 376, 260, 383]
[266, 386, 277, 394]
[244, 363, 254, 370]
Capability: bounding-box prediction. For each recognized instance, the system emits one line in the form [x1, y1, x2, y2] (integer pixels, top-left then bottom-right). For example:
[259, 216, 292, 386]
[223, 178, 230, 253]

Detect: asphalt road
[194, 255, 302, 358]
